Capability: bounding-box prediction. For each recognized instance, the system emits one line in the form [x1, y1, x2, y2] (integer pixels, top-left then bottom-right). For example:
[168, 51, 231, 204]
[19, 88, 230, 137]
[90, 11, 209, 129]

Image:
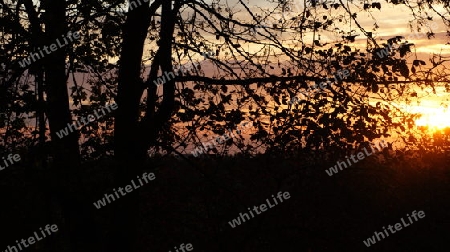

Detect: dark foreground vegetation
[1, 151, 448, 252]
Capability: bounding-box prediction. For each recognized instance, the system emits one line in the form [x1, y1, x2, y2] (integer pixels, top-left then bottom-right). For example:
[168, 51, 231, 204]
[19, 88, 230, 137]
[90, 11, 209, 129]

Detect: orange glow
[414, 107, 450, 130]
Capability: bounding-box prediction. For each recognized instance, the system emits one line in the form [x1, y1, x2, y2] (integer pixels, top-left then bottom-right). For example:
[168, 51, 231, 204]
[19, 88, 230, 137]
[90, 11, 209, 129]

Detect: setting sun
[414, 107, 450, 129]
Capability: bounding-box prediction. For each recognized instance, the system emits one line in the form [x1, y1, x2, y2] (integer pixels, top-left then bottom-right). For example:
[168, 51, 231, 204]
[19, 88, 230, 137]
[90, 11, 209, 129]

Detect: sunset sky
[72, 0, 450, 132]
[242, 0, 450, 130]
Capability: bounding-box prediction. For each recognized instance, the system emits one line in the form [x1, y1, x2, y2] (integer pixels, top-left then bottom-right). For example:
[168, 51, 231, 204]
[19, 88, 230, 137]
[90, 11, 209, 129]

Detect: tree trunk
[110, 1, 158, 250]
[112, 0, 180, 249]
[115, 3, 154, 163]
[41, 1, 98, 251]
[42, 0, 80, 168]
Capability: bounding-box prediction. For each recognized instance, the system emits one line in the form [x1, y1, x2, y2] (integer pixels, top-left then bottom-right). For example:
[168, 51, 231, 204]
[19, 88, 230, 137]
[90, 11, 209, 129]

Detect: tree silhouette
[1, 0, 450, 250]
